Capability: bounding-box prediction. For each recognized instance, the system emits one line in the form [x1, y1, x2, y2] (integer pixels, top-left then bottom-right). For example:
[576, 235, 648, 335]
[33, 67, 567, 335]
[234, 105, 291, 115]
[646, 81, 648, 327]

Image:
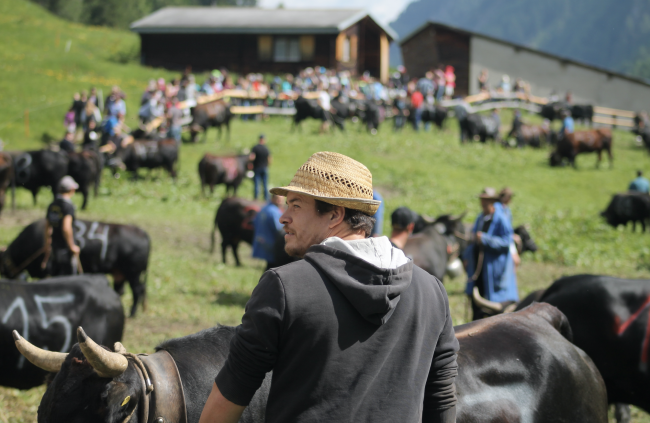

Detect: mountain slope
[390, 0, 650, 80]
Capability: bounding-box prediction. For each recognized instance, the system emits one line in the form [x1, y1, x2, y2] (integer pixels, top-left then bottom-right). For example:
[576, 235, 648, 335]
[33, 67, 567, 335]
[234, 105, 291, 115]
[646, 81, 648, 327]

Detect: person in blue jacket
[463, 187, 519, 320]
[252, 193, 284, 270]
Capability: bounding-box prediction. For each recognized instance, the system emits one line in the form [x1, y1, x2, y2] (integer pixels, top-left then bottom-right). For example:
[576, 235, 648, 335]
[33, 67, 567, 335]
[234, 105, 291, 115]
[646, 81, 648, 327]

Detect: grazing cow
[1, 275, 124, 389]
[211, 197, 292, 267]
[198, 153, 248, 196]
[571, 104, 594, 126]
[515, 275, 650, 423]
[66, 150, 102, 210]
[0, 151, 14, 215]
[455, 303, 607, 422]
[550, 128, 613, 168]
[513, 124, 550, 148]
[18, 304, 606, 423]
[0, 219, 150, 317]
[189, 99, 233, 142]
[11, 149, 68, 204]
[403, 213, 468, 280]
[601, 192, 650, 232]
[409, 105, 448, 129]
[113, 139, 179, 180]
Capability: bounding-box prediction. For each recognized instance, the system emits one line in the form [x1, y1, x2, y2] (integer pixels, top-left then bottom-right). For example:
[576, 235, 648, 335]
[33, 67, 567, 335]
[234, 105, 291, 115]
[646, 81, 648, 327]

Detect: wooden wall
[139, 33, 337, 74]
[400, 23, 471, 96]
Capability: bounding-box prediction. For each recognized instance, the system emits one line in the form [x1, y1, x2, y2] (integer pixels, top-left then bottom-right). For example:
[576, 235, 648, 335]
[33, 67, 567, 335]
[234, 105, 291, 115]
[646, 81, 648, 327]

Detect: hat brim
[477, 194, 499, 200]
[270, 186, 380, 215]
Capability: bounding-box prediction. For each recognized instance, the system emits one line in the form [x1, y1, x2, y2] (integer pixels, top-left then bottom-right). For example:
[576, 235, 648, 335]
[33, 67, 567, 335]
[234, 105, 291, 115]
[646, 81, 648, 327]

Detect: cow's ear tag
[121, 396, 131, 407]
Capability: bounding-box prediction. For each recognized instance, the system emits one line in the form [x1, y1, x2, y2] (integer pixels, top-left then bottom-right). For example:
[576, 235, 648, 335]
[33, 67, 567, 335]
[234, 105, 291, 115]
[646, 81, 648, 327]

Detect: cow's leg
[221, 238, 228, 264]
[32, 188, 39, 205]
[210, 225, 217, 254]
[596, 150, 602, 168]
[608, 147, 614, 168]
[232, 240, 242, 267]
[226, 121, 231, 142]
[614, 403, 631, 423]
[632, 221, 637, 232]
[80, 186, 89, 210]
[127, 273, 145, 317]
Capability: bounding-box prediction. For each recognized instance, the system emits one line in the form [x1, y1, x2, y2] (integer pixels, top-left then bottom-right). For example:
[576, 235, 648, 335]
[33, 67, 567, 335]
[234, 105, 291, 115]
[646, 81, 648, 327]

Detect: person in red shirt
[411, 90, 424, 131]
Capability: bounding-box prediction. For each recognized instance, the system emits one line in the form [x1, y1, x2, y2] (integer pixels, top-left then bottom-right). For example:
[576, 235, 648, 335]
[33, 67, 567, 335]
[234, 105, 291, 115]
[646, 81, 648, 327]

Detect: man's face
[481, 199, 495, 215]
[280, 193, 332, 258]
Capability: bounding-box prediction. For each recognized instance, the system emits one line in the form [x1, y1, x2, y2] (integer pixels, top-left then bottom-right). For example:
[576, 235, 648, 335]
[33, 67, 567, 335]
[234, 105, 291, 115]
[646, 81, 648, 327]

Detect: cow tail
[141, 268, 148, 312]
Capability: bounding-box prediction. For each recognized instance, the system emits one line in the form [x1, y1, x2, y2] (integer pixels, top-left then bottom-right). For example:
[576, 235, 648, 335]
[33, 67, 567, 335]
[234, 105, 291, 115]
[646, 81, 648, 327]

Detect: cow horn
[472, 287, 503, 312]
[77, 327, 128, 378]
[13, 330, 66, 372]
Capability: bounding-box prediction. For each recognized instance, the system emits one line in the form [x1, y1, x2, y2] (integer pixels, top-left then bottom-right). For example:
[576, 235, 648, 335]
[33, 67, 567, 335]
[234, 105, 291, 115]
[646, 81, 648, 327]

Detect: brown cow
[516, 124, 550, 148]
[190, 99, 233, 142]
[198, 153, 249, 196]
[550, 128, 613, 168]
[0, 152, 14, 216]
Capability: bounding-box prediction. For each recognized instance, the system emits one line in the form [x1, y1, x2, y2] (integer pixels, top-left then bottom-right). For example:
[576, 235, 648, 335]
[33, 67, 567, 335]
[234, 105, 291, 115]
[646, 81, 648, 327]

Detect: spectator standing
[478, 69, 489, 92]
[82, 119, 99, 151]
[392, 91, 407, 131]
[42, 176, 80, 276]
[318, 89, 331, 134]
[434, 67, 446, 102]
[249, 134, 271, 201]
[444, 66, 456, 98]
[370, 190, 384, 236]
[410, 90, 424, 131]
[71, 92, 86, 131]
[560, 109, 575, 139]
[629, 170, 650, 193]
[252, 193, 285, 270]
[167, 96, 183, 144]
[64, 107, 76, 133]
[463, 187, 518, 320]
[389, 206, 418, 249]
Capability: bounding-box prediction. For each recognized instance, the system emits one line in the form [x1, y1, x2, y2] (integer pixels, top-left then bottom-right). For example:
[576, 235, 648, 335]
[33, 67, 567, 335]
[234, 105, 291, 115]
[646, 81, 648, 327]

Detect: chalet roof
[399, 20, 650, 87]
[130, 7, 397, 40]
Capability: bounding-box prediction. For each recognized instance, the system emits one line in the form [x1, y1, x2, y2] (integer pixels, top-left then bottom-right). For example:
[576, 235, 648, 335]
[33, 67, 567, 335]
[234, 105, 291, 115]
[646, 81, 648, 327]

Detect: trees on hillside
[30, 0, 257, 29]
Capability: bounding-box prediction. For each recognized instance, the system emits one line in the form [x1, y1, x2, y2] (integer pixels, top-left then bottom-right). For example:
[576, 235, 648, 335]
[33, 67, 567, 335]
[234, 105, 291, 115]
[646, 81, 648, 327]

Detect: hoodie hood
[304, 237, 413, 326]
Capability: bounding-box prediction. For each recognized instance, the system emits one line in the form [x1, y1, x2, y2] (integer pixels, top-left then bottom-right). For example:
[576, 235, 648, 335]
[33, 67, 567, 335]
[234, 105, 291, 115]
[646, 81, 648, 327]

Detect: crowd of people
[477, 68, 532, 96]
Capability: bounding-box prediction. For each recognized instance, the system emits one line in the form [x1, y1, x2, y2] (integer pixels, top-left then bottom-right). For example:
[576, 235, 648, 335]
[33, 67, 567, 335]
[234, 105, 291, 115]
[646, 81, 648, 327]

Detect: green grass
[2, 1, 650, 421]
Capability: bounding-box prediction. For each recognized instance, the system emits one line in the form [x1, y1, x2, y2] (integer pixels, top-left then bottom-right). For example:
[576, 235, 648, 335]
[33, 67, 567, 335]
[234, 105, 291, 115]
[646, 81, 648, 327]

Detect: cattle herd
[1, 90, 650, 423]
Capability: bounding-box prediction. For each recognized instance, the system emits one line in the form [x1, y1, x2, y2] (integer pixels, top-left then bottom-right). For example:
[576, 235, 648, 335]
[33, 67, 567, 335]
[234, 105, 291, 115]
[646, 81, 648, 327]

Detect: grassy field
[2, 0, 650, 421]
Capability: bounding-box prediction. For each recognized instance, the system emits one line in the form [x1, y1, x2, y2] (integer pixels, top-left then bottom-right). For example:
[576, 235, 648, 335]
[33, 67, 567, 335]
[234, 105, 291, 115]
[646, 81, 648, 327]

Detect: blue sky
[257, 0, 412, 25]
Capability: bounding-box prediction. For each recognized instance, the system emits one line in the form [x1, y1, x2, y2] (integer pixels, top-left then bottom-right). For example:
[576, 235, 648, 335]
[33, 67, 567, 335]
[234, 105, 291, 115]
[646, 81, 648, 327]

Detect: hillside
[0, 0, 176, 150]
[390, 0, 650, 81]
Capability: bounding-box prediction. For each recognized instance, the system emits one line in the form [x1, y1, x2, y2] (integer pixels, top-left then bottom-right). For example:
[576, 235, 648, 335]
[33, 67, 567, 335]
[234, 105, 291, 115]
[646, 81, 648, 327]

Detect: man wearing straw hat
[463, 187, 518, 320]
[201, 152, 458, 423]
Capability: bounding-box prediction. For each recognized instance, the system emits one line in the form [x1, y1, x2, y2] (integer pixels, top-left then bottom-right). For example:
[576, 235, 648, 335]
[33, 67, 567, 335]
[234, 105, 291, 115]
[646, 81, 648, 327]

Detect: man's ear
[407, 222, 415, 234]
[328, 206, 346, 227]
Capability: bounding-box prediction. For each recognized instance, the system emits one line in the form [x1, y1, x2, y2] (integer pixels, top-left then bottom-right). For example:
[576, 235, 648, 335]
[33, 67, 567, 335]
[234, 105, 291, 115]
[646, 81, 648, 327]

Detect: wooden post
[24, 109, 29, 138]
[380, 33, 389, 84]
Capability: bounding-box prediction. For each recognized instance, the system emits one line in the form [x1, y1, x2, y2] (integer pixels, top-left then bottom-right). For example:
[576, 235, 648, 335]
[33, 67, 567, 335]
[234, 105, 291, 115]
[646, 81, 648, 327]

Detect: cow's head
[14, 328, 144, 423]
[514, 225, 538, 254]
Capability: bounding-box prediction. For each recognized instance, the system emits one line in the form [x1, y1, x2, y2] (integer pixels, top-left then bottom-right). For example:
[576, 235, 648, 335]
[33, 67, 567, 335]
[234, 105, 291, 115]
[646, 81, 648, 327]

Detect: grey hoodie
[216, 237, 459, 423]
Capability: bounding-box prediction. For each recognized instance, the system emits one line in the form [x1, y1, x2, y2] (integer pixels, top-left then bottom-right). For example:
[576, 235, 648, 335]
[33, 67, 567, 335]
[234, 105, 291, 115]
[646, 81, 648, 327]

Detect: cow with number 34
[0, 219, 151, 317]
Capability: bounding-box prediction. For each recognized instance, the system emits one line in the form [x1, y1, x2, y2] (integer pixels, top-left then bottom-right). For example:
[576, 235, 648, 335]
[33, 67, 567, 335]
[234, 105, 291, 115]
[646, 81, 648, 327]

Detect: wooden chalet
[131, 8, 397, 82]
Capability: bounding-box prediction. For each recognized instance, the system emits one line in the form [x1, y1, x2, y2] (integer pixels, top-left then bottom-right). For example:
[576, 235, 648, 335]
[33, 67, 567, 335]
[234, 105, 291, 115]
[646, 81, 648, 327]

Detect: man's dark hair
[638, 170, 643, 177]
[315, 200, 376, 238]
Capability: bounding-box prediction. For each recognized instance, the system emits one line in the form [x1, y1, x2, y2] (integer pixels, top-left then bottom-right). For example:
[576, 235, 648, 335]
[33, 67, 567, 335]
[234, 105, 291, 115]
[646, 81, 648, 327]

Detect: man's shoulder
[271, 259, 318, 283]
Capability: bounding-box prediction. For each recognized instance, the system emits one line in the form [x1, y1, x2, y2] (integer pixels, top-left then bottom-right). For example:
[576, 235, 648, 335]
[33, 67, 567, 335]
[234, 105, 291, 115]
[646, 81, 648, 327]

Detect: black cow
[1, 275, 124, 389]
[11, 149, 68, 204]
[515, 275, 650, 423]
[456, 106, 500, 143]
[403, 213, 468, 280]
[539, 101, 566, 121]
[66, 150, 102, 210]
[292, 96, 345, 131]
[601, 192, 650, 232]
[189, 99, 233, 143]
[455, 303, 607, 422]
[0, 219, 150, 317]
[212, 198, 261, 266]
[211, 197, 292, 267]
[20, 303, 606, 423]
[572, 104, 594, 126]
[112, 139, 178, 180]
[514, 225, 538, 253]
[409, 105, 448, 129]
[198, 153, 248, 196]
[0, 151, 14, 215]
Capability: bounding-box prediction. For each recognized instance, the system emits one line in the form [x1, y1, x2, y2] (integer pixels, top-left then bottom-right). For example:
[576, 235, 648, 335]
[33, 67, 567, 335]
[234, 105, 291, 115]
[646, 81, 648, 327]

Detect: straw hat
[270, 152, 380, 215]
[477, 187, 499, 200]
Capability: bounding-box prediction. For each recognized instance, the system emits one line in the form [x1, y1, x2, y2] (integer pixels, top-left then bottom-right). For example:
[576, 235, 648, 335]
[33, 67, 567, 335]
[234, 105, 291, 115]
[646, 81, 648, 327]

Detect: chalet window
[274, 37, 300, 62]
